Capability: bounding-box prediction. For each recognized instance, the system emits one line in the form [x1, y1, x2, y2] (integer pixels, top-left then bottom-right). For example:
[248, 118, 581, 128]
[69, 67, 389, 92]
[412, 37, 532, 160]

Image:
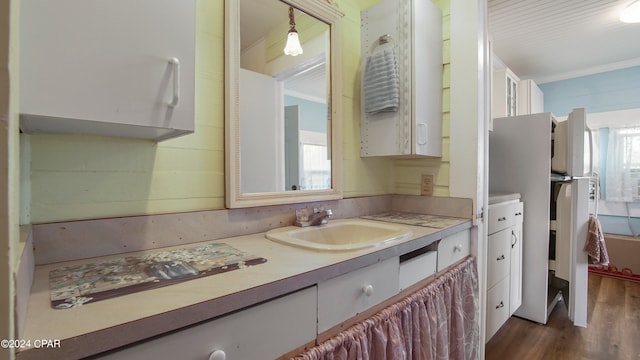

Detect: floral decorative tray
[49, 243, 267, 309]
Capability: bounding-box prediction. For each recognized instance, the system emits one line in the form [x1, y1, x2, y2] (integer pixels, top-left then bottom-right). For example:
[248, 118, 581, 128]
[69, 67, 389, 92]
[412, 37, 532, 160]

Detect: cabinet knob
[209, 350, 226, 360]
[496, 301, 504, 309]
[453, 244, 463, 252]
[363, 285, 374, 296]
[497, 217, 507, 222]
[496, 254, 505, 261]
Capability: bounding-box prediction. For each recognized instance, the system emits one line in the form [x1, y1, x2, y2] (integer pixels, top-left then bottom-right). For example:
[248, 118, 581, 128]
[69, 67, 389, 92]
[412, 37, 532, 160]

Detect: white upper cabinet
[20, 0, 195, 141]
[360, 0, 443, 158]
[518, 79, 544, 115]
[492, 67, 519, 120]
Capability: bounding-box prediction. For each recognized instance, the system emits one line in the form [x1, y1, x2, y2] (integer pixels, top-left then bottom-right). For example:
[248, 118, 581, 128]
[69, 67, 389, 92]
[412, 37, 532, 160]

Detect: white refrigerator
[489, 108, 590, 327]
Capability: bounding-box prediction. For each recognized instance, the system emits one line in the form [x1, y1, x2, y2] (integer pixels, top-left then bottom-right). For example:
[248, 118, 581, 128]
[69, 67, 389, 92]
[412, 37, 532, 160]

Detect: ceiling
[240, 0, 289, 53]
[487, 0, 640, 84]
[240, 0, 640, 85]
[239, 0, 327, 100]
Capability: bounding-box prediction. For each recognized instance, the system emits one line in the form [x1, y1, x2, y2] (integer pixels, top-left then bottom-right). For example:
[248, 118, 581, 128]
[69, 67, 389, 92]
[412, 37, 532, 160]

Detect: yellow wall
[26, 0, 449, 224]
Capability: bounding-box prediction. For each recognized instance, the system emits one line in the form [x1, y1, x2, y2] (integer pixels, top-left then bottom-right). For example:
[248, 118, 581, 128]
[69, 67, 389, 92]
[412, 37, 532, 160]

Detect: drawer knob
[515, 212, 522, 216]
[497, 217, 507, 221]
[209, 350, 226, 360]
[363, 284, 374, 296]
[453, 244, 463, 252]
[496, 301, 504, 309]
[497, 254, 505, 261]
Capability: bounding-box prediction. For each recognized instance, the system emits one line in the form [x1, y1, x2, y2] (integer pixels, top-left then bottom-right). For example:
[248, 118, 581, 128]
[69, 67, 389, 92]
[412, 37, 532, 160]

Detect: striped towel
[363, 48, 399, 114]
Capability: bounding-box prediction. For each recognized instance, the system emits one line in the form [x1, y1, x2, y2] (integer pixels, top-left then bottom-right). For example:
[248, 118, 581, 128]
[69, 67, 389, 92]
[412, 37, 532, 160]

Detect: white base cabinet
[95, 229, 471, 358]
[96, 287, 318, 360]
[20, 0, 195, 141]
[486, 199, 523, 342]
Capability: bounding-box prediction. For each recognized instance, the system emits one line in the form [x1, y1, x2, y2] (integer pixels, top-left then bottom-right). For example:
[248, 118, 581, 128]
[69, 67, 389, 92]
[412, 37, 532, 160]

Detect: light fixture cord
[289, 7, 296, 30]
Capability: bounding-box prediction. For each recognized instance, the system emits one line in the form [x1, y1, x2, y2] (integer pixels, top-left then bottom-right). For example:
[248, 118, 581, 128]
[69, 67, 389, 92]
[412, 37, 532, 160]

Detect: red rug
[588, 265, 640, 283]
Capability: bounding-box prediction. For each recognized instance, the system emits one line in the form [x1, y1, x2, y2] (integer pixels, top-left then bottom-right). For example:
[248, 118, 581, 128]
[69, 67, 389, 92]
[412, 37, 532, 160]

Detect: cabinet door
[491, 68, 519, 119]
[507, 75, 518, 116]
[20, 0, 195, 141]
[509, 223, 523, 315]
[96, 287, 317, 360]
[517, 79, 544, 115]
[359, 0, 442, 158]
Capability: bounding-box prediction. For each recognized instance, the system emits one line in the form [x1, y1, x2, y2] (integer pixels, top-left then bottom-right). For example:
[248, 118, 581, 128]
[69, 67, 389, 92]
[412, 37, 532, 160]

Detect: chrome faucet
[308, 209, 333, 226]
[294, 207, 333, 227]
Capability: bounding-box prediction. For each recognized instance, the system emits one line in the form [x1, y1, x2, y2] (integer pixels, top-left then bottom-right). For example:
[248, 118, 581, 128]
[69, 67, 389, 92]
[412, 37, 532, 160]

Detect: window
[300, 143, 331, 190]
[605, 126, 640, 202]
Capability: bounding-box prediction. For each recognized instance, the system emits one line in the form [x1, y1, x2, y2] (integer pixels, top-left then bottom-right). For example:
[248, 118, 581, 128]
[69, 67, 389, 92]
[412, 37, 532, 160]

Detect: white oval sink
[265, 219, 412, 251]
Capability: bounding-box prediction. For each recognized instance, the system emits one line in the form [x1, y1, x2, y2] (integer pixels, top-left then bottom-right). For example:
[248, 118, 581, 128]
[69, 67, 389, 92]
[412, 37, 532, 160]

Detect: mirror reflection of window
[302, 143, 331, 190]
[239, 0, 331, 194]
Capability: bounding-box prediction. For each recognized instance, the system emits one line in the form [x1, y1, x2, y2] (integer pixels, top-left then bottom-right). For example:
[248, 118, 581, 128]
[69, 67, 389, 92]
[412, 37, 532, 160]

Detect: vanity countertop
[488, 192, 521, 205]
[17, 216, 471, 360]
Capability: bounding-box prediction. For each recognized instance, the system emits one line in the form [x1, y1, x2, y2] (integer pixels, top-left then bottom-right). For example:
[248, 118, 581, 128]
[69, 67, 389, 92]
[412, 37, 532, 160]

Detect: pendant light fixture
[284, 6, 304, 56]
[620, 0, 640, 23]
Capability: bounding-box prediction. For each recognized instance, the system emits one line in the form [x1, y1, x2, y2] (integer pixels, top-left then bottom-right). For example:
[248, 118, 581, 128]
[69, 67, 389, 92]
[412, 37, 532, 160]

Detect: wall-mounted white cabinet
[19, 0, 195, 141]
[360, 0, 442, 158]
[485, 198, 523, 342]
[518, 79, 544, 115]
[492, 67, 519, 120]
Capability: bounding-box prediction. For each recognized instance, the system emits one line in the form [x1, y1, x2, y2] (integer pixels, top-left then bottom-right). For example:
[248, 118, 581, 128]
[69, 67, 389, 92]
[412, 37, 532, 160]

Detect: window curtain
[605, 126, 640, 202]
[291, 258, 479, 360]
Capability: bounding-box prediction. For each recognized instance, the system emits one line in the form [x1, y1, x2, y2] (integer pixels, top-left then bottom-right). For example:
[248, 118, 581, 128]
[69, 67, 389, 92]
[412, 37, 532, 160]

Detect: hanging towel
[584, 215, 610, 266]
[362, 48, 400, 114]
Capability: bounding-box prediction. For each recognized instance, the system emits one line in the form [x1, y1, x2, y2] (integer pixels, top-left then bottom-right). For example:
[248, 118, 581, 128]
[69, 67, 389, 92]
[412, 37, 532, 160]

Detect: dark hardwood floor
[485, 274, 640, 360]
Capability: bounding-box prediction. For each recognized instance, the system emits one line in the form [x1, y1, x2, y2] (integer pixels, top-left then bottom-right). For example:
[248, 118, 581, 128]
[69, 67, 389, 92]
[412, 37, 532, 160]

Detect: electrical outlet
[421, 174, 434, 196]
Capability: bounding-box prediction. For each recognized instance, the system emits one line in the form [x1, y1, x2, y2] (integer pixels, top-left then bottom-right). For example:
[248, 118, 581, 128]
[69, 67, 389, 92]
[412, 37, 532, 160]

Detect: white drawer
[437, 229, 470, 271]
[488, 201, 522, 234]
[514, 201, 524, 224]
[318, 257, 399, 333]
[486, 276, 510, 342]
[399, 249, 437, 290]
[96, 287, 317, 360]
[487, 228, 511, 288]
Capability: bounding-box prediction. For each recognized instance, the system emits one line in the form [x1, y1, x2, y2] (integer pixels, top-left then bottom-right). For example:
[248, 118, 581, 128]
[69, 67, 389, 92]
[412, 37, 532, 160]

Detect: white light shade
[284, 31, 303, 56]
[620, 0, 640, 23]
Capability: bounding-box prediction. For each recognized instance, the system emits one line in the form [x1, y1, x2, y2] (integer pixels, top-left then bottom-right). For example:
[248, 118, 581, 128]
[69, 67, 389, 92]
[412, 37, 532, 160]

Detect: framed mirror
[225, 0, 344, 208]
